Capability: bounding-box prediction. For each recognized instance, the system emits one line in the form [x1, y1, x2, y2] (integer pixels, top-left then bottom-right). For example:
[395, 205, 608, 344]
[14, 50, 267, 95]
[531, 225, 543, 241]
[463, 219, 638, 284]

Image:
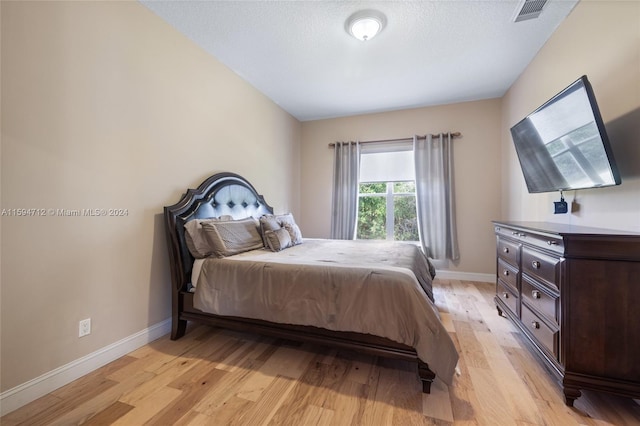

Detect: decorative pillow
[276, 213, 296, 227]
[264, 228, 292, 252]
[259, 215, 281, 246]
[284, 223, 303, 245]
[259, 213, 303, 247]
[200, 217, 263, 258]
[184, 215, 233, 258]
[259, 215, 280, 231]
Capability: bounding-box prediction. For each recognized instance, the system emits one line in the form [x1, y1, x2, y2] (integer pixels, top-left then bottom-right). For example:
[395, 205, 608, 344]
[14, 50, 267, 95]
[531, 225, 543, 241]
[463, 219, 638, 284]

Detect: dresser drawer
[521, 304, 558, 358]
[497, 237, 519, 266]
[496, 279, 518, 317]
[522, 276, 558, 325]
[497, 259, 519, 292]
[522, 247, 561, 289]
[494, 225, 564, 255]
[522, 232, 564, 255]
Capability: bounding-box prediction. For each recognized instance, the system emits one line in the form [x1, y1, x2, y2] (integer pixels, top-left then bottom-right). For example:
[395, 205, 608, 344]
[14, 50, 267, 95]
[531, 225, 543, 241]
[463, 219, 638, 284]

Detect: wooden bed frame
[164, 172, 436, 393]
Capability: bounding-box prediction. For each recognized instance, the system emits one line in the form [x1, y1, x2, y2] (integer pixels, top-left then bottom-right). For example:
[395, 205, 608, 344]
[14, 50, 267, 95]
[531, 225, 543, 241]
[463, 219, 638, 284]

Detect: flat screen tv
[510, 75, 621, 193]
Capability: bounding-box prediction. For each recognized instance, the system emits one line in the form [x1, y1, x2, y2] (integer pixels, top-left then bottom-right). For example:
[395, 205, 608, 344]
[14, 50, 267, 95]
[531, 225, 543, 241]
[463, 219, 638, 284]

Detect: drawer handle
[503, 270, 510, 276]
[503, 247, 509, 254]
[532, 260, 541, 269]
[519, 233, 526, 238]
[512, 231, 519, 235]
[532, 290, 541, 299]
[502, 292, 509, 299]
[547, 240, 558, 246]
[531, 321, 540, 330]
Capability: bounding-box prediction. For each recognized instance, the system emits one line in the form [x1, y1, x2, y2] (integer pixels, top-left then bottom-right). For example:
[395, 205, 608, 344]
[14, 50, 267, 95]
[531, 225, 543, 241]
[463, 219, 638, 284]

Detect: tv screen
[510, 75, 621, 193]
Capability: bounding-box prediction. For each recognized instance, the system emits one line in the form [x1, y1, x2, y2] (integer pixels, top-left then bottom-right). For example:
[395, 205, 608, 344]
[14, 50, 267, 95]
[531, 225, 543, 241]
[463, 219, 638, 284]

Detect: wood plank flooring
[4, 279, 640, 425]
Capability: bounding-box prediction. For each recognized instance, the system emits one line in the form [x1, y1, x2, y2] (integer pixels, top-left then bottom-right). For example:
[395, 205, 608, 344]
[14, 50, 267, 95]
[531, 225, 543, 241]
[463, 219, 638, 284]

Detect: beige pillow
[200, 217, 263, 258]
[259, 215, 281, 246]
[264, 228, 292, 252]
[259, 215, 281, 231]
[184, 215, 233, 258]
[259, 213, 302, 247]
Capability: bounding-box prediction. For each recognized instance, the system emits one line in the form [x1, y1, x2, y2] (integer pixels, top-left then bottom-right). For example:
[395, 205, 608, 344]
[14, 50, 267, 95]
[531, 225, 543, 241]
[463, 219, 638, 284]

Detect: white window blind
[359, 149, 415, 183]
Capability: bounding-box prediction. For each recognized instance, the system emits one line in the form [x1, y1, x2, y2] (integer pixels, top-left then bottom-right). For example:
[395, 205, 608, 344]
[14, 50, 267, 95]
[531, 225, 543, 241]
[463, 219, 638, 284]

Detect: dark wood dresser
[492, 221, 640, 406]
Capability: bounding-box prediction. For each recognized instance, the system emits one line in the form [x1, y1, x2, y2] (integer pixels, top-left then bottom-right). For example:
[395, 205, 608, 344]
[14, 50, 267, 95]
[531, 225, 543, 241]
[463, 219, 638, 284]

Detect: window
[356, 143, 418, 242]
[357, 181, 418, 241]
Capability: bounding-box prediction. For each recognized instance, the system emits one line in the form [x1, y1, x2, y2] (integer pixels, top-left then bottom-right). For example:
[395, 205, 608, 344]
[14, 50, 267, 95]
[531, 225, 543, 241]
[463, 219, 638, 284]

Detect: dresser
[492, 221, 640, 406]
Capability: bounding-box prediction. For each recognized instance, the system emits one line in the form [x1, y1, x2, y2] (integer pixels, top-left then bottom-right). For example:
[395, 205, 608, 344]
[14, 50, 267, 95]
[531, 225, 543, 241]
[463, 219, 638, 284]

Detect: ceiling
[141, 0, 579, 122]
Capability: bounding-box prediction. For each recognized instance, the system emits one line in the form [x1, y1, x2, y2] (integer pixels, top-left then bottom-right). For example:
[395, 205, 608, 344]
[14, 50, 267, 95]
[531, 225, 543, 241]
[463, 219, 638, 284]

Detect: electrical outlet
[79, 318, 91, 337]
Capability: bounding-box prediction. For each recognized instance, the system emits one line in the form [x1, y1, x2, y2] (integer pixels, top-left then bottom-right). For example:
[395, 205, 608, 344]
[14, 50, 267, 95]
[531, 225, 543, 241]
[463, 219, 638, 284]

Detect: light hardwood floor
[3, 279, 640, 425]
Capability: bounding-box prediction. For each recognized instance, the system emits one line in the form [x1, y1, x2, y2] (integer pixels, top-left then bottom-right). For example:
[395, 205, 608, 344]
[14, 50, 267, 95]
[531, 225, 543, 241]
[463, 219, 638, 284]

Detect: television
[510, 75, 621, 194]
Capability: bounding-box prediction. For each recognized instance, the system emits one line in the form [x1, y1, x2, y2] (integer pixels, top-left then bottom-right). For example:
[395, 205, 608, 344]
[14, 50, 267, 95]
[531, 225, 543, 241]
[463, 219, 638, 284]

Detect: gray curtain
[330, 141, 360, 239]
[414, 133, 460, 260]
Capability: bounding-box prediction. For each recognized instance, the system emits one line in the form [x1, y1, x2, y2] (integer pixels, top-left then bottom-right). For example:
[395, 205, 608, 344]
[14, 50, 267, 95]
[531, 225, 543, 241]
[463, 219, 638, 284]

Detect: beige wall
[300, 99, 503, 275]
[0, 1, 301, 392]
[501, 0, 640, 230]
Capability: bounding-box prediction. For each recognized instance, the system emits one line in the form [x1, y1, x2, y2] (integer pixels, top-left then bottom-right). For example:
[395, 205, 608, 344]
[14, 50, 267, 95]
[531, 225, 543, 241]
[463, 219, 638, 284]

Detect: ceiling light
[346, 10, 386, 41]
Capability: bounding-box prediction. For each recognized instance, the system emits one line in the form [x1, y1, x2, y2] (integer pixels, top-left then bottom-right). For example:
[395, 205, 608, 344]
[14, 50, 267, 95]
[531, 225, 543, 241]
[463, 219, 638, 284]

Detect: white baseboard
[0, 272, 492, 415]
[434, 269, 495, 283]
[0, 318, 171, 416]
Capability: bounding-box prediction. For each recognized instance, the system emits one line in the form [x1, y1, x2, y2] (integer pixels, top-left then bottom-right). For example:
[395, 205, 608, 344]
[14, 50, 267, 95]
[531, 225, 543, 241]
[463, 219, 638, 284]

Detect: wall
[0, 1, 300, 393]
[300, 99, 503, 276]
[501, 0, 640, 230]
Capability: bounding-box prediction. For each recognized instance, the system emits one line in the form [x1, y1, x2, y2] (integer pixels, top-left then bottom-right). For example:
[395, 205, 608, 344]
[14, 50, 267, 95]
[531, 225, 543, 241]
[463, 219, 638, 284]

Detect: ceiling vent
[513, 0, 548, 22]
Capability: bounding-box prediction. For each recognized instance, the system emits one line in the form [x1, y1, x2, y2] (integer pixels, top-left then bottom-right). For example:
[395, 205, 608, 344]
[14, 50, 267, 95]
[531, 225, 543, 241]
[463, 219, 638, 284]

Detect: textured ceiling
[141, 0, 579, 121]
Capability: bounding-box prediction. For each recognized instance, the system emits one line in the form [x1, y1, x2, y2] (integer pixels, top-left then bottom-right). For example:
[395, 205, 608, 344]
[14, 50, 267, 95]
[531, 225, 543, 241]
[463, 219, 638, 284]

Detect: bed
[164, 172, 458, 392]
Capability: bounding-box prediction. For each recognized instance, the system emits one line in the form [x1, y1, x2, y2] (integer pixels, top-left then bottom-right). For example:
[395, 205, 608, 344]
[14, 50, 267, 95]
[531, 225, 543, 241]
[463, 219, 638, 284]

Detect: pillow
[200, 217, 263, 258]
[264, 228, 292, 252]
[184, 215, 233, 258]
[276, 213, 296, 227]
[259, 215, 281, 246]
[259, 213, 303, 247]
[284, 223, 303, 245]
[259, 214, 280, 231]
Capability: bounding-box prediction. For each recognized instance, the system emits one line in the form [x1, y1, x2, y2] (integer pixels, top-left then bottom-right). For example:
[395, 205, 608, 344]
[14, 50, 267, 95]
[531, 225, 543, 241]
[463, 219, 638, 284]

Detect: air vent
[513, 0, 548, 22]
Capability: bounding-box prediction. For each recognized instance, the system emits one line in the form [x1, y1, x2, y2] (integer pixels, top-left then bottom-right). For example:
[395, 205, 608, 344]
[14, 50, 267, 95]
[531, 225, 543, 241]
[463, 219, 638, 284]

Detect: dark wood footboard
[174, 290, 435, 393]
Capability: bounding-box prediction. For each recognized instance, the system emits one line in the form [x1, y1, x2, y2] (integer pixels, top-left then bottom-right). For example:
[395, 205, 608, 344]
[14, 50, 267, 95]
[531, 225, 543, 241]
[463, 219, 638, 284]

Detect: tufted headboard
[164, 172, 273, 293]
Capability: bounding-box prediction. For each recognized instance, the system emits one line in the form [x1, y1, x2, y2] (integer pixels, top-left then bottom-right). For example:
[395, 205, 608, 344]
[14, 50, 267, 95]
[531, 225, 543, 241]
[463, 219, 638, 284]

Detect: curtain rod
[328, 132, 461, 147]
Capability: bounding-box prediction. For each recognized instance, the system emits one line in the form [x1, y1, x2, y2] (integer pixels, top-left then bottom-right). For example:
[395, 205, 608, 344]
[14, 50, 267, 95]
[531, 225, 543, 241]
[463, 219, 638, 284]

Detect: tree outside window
[357, 181, 418, 241]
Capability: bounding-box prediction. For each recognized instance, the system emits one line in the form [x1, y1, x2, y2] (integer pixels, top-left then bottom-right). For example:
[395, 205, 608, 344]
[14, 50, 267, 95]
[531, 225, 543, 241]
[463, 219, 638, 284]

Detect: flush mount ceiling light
[346, 10, 386, 41]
